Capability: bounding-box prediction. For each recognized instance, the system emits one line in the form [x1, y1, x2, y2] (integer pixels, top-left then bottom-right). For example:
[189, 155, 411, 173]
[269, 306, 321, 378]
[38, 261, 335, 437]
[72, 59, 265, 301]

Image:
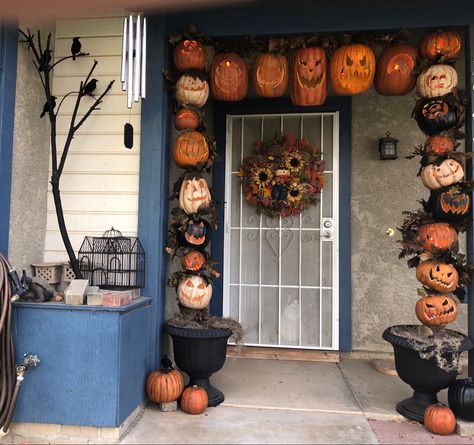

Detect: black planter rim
[164, 323, 232, 339]
[383, 325, 473, 353]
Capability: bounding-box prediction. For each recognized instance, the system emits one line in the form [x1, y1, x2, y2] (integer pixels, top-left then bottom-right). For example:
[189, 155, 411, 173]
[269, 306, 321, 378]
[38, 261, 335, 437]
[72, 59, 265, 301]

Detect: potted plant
[383, 30, 473, 423]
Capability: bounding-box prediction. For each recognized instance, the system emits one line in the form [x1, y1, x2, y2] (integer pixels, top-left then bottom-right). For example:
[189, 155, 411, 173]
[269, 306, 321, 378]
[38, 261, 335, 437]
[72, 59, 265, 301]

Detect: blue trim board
[212, 97, 352, 351]
[0, 25, 18, 255]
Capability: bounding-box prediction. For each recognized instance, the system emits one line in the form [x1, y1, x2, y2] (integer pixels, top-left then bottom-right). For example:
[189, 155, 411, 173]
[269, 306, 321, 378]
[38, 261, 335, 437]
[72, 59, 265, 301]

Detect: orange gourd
[424, 403, 456, 435]
[416, 223, 458, 253]
[415, 294, 458, 326]
[425, 135, 456, 157]
[180, 385, 208, 414]
[146, 357, 184, 403]
[253, 53, 289, 98]
[175, 108, 200, 131]
[210, 53, 248, 101]
[173, 131, 209, 169]
[420, 31, 461, 61]
[173, 39, 206, 71]
[181, 250, 206, 271]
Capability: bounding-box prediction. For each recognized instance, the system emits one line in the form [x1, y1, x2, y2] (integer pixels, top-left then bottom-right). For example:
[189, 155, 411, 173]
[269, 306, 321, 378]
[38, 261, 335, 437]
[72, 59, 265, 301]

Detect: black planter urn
[164, 323, 231, 407]
[383, 325, 473, 423]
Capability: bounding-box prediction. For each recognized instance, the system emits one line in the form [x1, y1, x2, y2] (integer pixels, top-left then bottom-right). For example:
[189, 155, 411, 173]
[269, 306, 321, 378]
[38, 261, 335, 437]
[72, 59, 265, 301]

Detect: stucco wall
[8, 23, 55, 272]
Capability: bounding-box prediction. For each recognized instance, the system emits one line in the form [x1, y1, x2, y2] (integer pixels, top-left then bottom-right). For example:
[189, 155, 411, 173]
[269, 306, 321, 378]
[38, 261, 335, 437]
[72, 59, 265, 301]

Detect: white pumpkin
[179, 177, 211, 214]
[416, 64, 458, 98]
[420, 159, 464, 190]
[175, 74, 209, 108]
[177, 276, 212, 309]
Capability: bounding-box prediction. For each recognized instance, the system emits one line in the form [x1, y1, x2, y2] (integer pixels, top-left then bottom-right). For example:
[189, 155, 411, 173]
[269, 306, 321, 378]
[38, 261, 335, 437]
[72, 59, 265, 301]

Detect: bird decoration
[38, 49, 51, 72]
[82, 78, 98, 97]
[71, 37, 81, 60]
[40, 96, 56, 118]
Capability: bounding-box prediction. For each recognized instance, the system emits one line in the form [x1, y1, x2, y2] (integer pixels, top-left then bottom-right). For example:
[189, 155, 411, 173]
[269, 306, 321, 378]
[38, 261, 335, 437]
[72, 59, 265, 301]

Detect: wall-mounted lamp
[378, 132, 398, 160]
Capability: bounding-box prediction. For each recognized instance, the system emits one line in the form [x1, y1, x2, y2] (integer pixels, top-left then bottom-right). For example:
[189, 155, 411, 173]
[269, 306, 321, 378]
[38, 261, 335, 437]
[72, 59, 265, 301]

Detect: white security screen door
[223, 113, 339, 350]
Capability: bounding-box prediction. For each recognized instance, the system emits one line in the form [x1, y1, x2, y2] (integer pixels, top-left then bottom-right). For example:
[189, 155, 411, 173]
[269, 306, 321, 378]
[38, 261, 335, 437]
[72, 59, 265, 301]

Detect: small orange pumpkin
[416, 223, 458, 253]
[420, 31, 462, 61]
[146, 356, 184, 403]
[173, 39, 206, 72]
[175, 108, 199, 131]
[180, 385, 208, 414]
[425, 135, 456, 157]
[415, 260, 458, 293]
[210, 53, 248, 101]
[181, 250, 206, 271]
[173, 131, 209, 169]
[253, 53, 289, 98]
[424, 403, 456, 435]
[415, 294, 458, 326]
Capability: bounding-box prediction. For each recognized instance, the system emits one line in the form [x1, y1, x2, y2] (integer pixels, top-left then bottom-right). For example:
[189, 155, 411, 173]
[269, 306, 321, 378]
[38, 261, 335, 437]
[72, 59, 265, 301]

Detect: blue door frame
[211, 97, 352, 351]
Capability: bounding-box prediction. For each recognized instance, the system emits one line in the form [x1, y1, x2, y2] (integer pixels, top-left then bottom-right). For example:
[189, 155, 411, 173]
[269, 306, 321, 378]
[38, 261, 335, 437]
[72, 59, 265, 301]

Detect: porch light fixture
[378, 132, 398, 160]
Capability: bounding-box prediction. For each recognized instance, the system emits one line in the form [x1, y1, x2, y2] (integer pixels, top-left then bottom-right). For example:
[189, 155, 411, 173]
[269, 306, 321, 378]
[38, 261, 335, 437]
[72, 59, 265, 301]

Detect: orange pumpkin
[420, 31, 462, 61]
[180, 385, 208, 414]
[253, 53, 289, 98]
[330, 44, 375, 95]
[173, 39, 206, 71]
[181, 250, 206, 271]
[210, 53, 248, 101]
[175, 108, 200, 131]
[424, 403, 456, 434]
[415, 294, 458, 326]
[291, 47, 327, 106]
[374, 44, 418, 96]
[415, 260, 459, 293]
[146, 360, 184, 403]
[416, 223, 458, 253]
[173, 131, 209, 169]
[425, 135, 456, 157]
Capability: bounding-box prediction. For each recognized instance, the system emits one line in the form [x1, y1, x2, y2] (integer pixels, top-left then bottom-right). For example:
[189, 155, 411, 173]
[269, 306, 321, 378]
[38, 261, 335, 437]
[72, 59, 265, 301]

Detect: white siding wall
[44, 12, 140, 262]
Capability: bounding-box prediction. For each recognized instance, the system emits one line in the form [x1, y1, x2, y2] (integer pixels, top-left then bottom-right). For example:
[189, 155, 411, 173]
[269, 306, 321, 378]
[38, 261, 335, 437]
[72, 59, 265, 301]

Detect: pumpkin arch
[210, 53, 248, 101]
[253, 53, 289, 98]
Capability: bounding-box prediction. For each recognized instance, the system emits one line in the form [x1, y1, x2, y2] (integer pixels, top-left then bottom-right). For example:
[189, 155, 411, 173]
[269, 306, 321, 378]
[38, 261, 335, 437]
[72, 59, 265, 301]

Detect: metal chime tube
[127, 14, 134, 108]
[121, 17, 128, 91]
[133, 15, 141, 102]
[141, 17, 147, 99]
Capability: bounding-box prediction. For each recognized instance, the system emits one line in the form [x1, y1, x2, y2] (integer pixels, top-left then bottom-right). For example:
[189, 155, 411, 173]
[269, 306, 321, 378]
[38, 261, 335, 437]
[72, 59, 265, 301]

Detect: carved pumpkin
[424, 404, 456, 435]
[415, 98, 459, 135]
[330, 44, 375, 95]
[177, 275, 212, 309]
[181, 250, 206, 271]
[416, 260, 459, 293]
[416, 64, 458, 98]
[175, 74, 209, 108]
[173, 131, 209, 169]
[448, 378, 474, 421]
[179, 176, 211, 214]
[175, 108, 200, 131]
[180, 218, 212, 250]
[146, 357, 184, 403]
[420, 31, 462, 61]
[429, 185, 470, 222]
[291, 47, 327, 106]
[425, 135, 456, 157]
[210, 53, 248, 101]
[374, 44, 418, 96]
[416, 223, 458, 254]
[180, 385, 208, 414]
[173, 39, 206, 72]
[420, 159, 464, 190]
[416, 295, 458, 327]
[253, 53, 289, 98]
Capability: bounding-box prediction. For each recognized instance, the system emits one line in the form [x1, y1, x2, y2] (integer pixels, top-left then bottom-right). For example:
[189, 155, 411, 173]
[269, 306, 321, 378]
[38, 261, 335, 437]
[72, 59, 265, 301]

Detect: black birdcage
[78, 227, 145, 290]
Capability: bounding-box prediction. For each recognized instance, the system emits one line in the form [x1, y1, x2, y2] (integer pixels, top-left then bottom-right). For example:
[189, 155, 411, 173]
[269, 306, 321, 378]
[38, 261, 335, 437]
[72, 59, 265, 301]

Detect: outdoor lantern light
[378, 132, 399, 160]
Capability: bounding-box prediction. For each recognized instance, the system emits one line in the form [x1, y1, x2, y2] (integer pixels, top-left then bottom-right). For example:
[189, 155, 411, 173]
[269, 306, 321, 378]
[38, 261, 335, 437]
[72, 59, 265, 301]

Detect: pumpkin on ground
[416, 64, 458, 99]
[420, 159, 464, 190]
[179, 176, 211, 214]
[177, 275, 212, 309]
[429, 185, 470, 222]
[210, 53, 248, 101]
[173, 39, 206, 72]
[180, 385, 208, 414]
[415, 260, 458, 293]
[415, 294, 458, 327]
[181, 250, 206, 271]
[291, 47, 327, 106]
[420, 30, 462, 61]
[146, 356, 184, 403]
[175, 74, 209, 108]
[416, 223, 458, 254]
[374, 44, 418, 96]
[174, 108, 200, 131]
[253, 53, 289, 98]
[173, 131, 209, 169]
[330, 44, 375, 95]
[415, 97, 460, 135]
[448, 378, 474, 421]
[424, 403, 456, 435]
[424, 135, 456, 157]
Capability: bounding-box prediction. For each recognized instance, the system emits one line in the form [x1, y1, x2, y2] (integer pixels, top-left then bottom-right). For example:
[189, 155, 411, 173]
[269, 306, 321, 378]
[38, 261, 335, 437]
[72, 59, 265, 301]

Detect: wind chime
[121, 13, 147, 148]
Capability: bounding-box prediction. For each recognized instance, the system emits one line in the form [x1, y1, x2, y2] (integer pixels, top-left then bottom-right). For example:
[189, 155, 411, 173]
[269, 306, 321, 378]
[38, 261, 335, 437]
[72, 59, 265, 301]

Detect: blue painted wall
[0, 25, 18, 255]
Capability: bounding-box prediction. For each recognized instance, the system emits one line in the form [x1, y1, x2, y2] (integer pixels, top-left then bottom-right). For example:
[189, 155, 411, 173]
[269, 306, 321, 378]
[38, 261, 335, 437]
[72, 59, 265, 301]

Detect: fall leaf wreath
[239, 134, 324, 217]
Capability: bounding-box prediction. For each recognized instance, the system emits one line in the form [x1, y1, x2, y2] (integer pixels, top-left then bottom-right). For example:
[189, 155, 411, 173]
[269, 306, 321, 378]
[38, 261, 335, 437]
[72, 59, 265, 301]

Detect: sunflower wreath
[239, 134, 324, 217]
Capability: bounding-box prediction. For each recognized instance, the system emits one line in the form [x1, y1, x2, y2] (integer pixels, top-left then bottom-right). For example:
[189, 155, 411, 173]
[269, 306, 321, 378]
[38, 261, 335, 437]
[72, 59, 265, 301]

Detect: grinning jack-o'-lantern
[177, 275, 212, 309]
[181, 250, 206, 271]
[425, 135, 456, 157]
[180, 218, 212, 250]
[173, 39, 206, 72]
[416, 223, 458, 254]
[330, 44, 375, 95]
[175, 108, 200, 131]
[179, 177, 211, 214]
[420, 159, 464, 190]
[415, 98, 459, 135]
[415, 294, 458, 326]
[420, 31, 462, 61]
[416, 260, 459, 293]
[374, 44, 418, 96]
[429, 185, 470, 222]
[173, 131, 209, 169]
[210, 53, 248, 101]
[253, 53, 289, 98]
[290, 47, 327, 106]
[416, 64, 458, 98]
[175, 74, 209, 108]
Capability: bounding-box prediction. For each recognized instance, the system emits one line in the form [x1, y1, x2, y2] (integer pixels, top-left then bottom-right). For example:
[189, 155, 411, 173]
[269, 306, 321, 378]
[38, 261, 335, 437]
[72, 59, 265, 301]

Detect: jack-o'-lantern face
[420, 31, 462, 61]
[416, 223, 458, 254]
[211, 53, 248, 101]
[425, 135, 456, 157]
[179, 177, 211, 215]
[175, 74, 209, 108]
[416, 260, 459, 293]
[181, 250, 206, 271]
[182, 219, 211, 249]
[420, 159, 464, 190]
[429, 186, 470, 222]
[172, 131, 209, 169]
[416, 98, 458, 135]
[253, 53, 289, 97]
[417, 64, 458, 98]
[415, 294, 458, 326]
[173, 39, 206, 71]
[177, 275, 212, 309]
